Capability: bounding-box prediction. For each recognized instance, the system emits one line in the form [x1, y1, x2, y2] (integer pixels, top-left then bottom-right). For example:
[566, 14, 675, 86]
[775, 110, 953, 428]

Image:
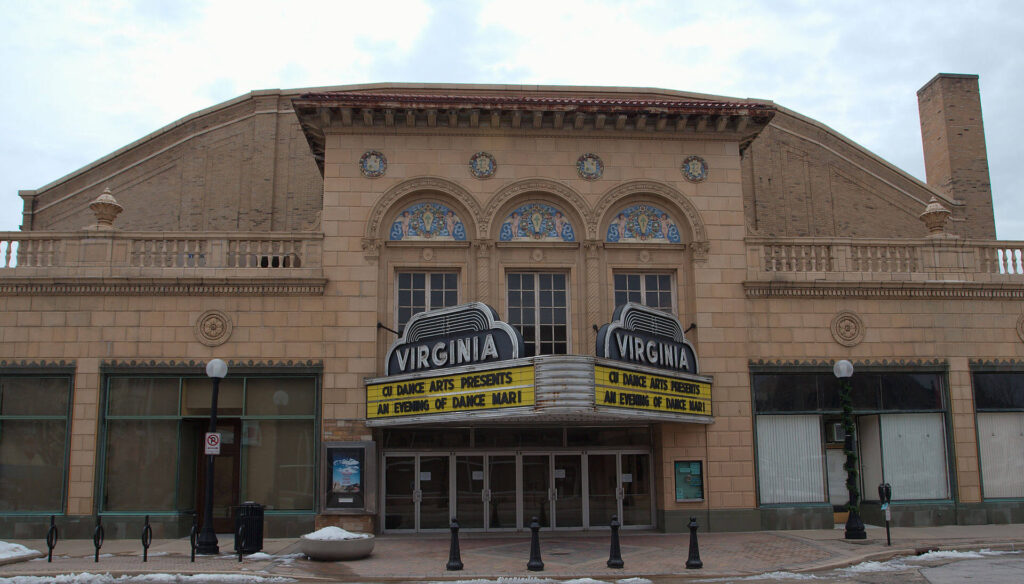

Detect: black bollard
[607, 515, 624, 569]
[189, 513, 198, 563]
[527, 516, 544, 571]
[93, 515, 104, 563]
[685, 516, 703, 569]
[446, 518, 463, 571]
[46, 515, 58, 563]
[237, 523, 246, 563]
[142, 515, 153, 562]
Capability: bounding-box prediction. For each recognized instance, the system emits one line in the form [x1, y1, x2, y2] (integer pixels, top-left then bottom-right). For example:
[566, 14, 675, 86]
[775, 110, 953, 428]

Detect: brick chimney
[917, 73, 995, 238]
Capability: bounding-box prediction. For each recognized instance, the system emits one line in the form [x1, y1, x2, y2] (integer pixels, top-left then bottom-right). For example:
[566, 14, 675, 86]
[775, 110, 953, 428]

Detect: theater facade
[1, 75, 1022, 538]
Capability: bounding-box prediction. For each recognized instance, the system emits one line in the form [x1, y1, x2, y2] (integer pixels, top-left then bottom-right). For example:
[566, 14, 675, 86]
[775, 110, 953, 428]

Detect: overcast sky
[1, 0, 1021, 238]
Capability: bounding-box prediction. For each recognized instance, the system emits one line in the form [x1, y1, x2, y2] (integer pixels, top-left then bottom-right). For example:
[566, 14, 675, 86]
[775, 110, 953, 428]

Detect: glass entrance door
[383, 454, 449, 531]
[383, 450, 652, 532]
[587, 452, 654, 528]
[487, 455, 517, 529]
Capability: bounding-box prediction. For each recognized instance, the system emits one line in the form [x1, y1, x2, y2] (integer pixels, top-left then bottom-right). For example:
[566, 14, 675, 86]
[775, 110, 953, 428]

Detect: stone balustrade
[0, 231, 323, 276]
[749, 237, 1024, 283]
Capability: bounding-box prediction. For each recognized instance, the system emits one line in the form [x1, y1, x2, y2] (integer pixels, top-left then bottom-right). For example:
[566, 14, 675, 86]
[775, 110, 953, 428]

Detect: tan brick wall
[917, 74, 996, 238]
[742, 111, 979, 239]
[25, 93, 322, 233]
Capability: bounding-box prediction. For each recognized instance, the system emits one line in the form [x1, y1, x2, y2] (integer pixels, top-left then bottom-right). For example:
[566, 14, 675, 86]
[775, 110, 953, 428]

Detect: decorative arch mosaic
[498, 203, 576, 242]
[605, 203, 681, 243]
[389, 201, 468, 241]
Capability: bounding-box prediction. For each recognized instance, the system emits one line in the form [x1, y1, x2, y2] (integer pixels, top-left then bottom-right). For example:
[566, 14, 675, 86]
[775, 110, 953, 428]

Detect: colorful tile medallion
[576, 153, 604, 180]
[681, 155, 708, 182]
[606, 203, 681, 243]
[499, 203, 575, 242]
[389, 202, 467, 241]
[469, 151, 497, 178]
[359, 150, 387, 178]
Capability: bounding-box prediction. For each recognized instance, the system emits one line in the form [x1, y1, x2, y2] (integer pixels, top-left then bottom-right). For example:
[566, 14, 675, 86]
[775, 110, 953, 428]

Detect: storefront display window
[972, 371, 1024, 499]
[101, 373, 318, 514]
[752, 371, 949, 505]
[0, 374, 72, 513]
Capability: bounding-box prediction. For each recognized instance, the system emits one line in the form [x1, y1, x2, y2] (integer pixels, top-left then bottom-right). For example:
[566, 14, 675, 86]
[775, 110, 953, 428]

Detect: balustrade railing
[0, 232, 321, 272]
[749, 237, 1024, 281]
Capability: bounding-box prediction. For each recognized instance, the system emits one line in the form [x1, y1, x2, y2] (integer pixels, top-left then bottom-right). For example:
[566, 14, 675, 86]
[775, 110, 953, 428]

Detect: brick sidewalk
[3, 525, 1023, 581]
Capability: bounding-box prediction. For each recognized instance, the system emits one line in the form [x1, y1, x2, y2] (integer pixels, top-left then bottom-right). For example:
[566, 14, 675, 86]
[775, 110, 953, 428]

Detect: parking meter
[877, 483, 892, 505]
[878, 482, 892, 545]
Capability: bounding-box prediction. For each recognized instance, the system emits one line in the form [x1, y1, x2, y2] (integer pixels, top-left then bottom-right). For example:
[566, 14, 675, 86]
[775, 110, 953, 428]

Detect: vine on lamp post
[834, 359, 866, 540]
[839, 376, 859, 515]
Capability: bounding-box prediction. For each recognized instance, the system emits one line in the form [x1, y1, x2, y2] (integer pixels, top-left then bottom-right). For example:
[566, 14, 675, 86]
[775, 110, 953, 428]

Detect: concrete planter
[299, 534, 375, 561]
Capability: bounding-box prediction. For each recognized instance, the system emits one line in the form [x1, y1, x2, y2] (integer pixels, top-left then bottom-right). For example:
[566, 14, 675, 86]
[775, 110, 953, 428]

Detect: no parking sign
[204, 432, 221, 455]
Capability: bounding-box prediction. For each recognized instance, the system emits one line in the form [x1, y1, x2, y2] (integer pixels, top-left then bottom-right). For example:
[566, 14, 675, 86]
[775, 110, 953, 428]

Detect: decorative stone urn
[919, 196, 953, 237]
[299, 528, 374, 561]
[88, 187, 123, 230]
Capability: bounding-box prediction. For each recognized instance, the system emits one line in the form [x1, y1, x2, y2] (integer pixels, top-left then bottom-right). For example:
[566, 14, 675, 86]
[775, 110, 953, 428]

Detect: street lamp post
[196, 358, 228, 555]
[833, 359, 866, 540]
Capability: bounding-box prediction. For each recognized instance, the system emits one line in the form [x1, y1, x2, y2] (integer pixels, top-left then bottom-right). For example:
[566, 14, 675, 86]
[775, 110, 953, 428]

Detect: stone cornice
[0, 277, 326, 296]
[102, 359, 323, 371]
[744, 280, 1024, 300]
[0, 360, 76, 373]
[293, 91, 775, 175]
[749, 359, 948, 371]
[969, 359, 1024, 371]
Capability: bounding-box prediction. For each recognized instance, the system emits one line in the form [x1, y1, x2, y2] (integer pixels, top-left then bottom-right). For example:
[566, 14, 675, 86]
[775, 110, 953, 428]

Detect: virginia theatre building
[1, 74, 1022, 538]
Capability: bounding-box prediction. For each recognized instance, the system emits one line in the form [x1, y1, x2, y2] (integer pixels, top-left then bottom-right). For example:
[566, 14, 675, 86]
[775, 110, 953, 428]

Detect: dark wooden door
[195, 419, 242, 533]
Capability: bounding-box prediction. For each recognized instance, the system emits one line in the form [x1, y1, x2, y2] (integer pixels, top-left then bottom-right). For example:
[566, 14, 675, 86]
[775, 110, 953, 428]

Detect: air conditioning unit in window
[829, 422, 845, 443]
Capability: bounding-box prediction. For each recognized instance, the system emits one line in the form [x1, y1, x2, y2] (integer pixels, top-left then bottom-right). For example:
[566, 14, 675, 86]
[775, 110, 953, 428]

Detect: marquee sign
[595, 302, 698, 374]
[367, 364, 535, 419]
[385, 302, 524, 376]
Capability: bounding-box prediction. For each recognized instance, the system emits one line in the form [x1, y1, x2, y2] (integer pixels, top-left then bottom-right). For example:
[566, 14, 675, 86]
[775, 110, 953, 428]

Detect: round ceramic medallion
[194, 310, 233, 347]
[681, 155, 709, 182]
[830, 311, 865, 347]
[359, 150, 387, 178]
[576, 153, 604, 180]
[469, 152, 497, 178]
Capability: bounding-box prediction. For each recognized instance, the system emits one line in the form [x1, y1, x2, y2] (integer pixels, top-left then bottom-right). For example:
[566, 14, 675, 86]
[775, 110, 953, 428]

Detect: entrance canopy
[365, 355, 713, 427]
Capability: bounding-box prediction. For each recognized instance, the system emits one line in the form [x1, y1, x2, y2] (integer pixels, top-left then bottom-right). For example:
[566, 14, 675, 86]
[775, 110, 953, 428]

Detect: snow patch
[244, 552, 273, 560]
[910, 550, 984, 561]
[840, 559, 910, 573]
[301, 526, 371, 540]
[423, 578, 558, 584]
[0, 541, 41, 562]
[693, 573, 819, 582]
[616, 579, 653, 584]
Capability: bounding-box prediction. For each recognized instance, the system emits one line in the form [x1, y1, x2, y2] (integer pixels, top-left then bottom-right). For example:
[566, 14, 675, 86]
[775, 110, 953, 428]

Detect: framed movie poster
[321, 441, 376, 514]
[674, 460, 704, 502]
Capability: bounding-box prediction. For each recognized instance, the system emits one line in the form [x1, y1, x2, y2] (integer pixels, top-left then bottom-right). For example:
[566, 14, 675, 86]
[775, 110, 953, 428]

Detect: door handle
[413, 489, 422, 503]
[550, 487, 557, 502]
[483, 489, 490, 503]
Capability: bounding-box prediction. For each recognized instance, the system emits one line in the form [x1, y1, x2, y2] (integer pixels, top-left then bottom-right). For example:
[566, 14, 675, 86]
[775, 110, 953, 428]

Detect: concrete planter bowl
[300, 533, 375, 561]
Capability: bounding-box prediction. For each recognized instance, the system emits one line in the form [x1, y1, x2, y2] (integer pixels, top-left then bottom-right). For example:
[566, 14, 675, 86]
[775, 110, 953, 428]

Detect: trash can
[234, 501, 264, 554]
